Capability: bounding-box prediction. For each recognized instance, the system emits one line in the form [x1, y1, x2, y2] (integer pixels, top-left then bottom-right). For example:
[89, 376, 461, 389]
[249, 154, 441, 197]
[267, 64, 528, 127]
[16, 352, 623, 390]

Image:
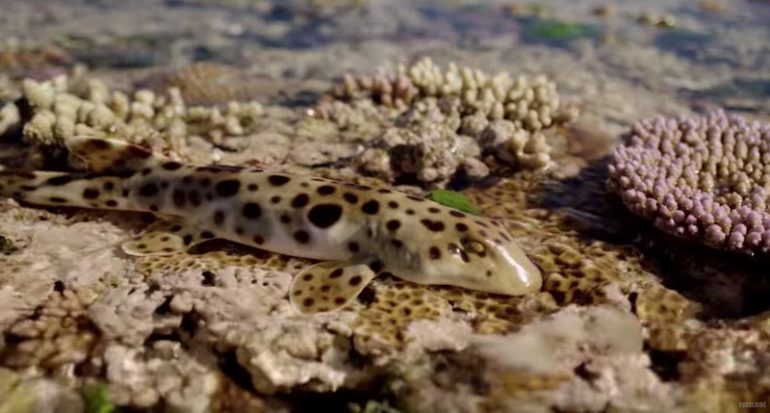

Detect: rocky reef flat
[0, 1, 768, 412]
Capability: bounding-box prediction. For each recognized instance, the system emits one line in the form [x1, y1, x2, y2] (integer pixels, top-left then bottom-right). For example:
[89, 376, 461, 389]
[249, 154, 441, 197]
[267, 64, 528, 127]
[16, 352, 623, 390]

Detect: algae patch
[427, 189, 480, 215]
[83, 384, 117, 413]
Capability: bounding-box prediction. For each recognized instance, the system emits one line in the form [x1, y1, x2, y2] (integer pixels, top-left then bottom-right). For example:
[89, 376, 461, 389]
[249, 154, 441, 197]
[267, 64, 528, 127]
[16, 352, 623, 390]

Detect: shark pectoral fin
[290, 261, 376, 314]
[121, 220, 213, 256]
[65, 136, 158, 172]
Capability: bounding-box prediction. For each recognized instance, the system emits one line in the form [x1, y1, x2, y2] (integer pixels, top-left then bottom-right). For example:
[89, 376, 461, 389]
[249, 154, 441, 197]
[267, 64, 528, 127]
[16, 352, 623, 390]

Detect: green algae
[83, 384, 116, 413]
[523, 19, 599, 45]
[428, 189, 480, 215]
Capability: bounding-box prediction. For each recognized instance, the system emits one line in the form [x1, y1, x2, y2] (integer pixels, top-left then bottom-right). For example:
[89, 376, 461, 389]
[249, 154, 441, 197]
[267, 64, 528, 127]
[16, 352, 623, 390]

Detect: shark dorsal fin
[65, 136, 158, 172]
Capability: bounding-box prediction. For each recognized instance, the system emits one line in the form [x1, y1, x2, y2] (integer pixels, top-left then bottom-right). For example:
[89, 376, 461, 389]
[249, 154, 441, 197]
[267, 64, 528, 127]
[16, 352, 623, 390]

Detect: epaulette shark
[0, 137, 542, 313]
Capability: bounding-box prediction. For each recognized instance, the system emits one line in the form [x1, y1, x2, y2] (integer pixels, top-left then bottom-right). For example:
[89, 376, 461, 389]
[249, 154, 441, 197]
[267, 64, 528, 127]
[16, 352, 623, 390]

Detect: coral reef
[609, 110, 770, 255]
[15, 70, 265, 168]
[0, 0, 768, 408]
[315, 57, 578, 186]
[330, 57, 576, 132]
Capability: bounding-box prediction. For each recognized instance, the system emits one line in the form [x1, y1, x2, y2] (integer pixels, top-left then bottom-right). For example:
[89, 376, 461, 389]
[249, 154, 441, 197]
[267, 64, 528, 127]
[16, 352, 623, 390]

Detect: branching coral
[17, 70, 265, 167]
[609, 110, 770, 255]
[331, 57, 576, 132]
[317, 58, 577, 186]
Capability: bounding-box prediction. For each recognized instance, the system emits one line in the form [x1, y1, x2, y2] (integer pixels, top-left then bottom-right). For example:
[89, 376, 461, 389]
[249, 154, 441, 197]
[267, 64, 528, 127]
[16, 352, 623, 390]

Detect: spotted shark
[0, 137, 542, 313]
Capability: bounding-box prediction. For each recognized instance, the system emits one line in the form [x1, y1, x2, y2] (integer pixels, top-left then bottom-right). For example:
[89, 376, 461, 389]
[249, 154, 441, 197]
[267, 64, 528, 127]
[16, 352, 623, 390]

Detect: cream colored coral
[16, 70, 267, 166]
[0, 102, 20, 136]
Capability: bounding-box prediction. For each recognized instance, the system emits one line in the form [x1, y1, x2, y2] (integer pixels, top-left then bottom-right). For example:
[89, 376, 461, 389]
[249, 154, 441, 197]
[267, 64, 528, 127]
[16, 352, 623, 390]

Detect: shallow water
[0, 1, 769, 413]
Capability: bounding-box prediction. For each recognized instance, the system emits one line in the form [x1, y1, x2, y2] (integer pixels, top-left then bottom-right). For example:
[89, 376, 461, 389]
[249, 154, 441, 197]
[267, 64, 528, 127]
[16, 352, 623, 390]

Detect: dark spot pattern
[162, 161, 182, 170]
[303, 298, 314, 307]
[349, 275, 363, 286]
[201, 231, 215, 239]
[215, 179, 240, 197]
[188, 191, 202, 206]
[82, 188, 100, 199]
[103, 182, 115, 191]
[406, 209, 415, 215]
[369, 260, 384, 273]
[213, 210, 225, 226]
[46, 175, 73, 186]
[183, 235, 193, 245]
[294, 230, 310, 244]
[271, 196, 281, 204]
[330, 269, 343, 278]
[387, 201, 398, 209]
[317, 185, 336, 195]
[268, 175, 290, 186]
[386, 220, 401, 232]
[247, 183, 258, 191]
[429, 247, 441, 259]
[49, 197, 67, 203]
[391, 239, 403, 248]
[291, 194, 310, 208]
[128, 145, 152, 159]
[308, 204, 343, 228]
[361, 200, 379, 215]
[302, 273, 314, 281]
[105, 200, 118, 207]
[420, 219, 445, 232]
[348, 242, 359, 253]
[242, 203, 262, 219]
[139, 183, 159, 197]
[428, 207, 440, 213]
[253, 235, 265, 244]
[280, 214, 291, 224]
[343, 193, 358, 204]
[456, 223, 468, 232]
[450, 210, 466, 218]
[173, 189, 186, 208]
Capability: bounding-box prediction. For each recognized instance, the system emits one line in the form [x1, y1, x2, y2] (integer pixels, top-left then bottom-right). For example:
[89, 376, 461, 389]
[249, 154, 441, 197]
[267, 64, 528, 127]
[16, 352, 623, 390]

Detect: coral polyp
[609, 110, 770, 254]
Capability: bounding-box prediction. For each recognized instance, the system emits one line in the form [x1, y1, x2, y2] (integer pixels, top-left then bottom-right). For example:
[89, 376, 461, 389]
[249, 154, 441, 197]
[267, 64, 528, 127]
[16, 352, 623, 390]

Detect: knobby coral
[16, 70, 265, 168]
[316, 57, 578, 186]
[608, 110, 770, 255]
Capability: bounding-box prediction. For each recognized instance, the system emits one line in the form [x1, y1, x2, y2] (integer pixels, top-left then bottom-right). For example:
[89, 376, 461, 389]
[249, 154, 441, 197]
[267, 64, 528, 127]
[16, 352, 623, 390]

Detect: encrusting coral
[609, 110, 770, 255]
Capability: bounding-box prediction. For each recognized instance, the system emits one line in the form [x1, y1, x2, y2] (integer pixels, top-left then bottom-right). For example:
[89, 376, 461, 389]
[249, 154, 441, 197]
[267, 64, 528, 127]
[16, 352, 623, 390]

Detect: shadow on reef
[538, 156, 770, 319]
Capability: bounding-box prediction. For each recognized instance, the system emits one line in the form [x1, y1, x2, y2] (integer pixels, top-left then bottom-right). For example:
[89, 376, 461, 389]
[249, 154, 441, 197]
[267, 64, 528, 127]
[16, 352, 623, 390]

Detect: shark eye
[466, 240, 485, 254]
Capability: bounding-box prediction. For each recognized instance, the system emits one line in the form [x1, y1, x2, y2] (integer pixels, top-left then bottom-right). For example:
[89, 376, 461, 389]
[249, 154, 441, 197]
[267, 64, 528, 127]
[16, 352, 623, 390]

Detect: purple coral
[608, 110, 770, 255]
